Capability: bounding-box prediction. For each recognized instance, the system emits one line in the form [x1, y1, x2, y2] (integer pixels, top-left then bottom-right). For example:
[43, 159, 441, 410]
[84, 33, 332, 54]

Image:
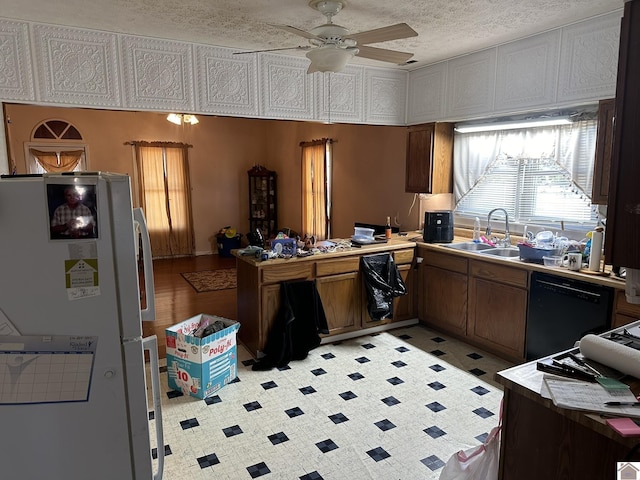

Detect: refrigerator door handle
[134, 208, 156, 322]
[143, 335, 164, 480]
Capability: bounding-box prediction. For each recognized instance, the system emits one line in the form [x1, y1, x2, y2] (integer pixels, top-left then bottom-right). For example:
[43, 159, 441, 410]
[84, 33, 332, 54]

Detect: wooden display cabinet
[248, 165, 277, 239]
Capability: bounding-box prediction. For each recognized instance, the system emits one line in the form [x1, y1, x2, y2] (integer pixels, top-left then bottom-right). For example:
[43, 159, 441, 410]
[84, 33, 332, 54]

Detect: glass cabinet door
[248, 165, 277, 238]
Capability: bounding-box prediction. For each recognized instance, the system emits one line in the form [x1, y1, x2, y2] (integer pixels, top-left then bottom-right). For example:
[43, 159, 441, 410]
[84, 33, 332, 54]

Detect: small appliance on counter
[423, 210, 454, 243]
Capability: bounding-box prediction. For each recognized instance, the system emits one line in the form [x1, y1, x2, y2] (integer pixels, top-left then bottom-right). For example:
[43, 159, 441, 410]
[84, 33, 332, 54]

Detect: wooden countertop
[234, 236, 419, 268]
[416, 235, 627, 291]
[235, 232, 626, 290]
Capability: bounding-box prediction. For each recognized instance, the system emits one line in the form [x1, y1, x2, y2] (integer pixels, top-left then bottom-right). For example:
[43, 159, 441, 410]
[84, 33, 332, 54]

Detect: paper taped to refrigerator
[0, 335, 98, 405]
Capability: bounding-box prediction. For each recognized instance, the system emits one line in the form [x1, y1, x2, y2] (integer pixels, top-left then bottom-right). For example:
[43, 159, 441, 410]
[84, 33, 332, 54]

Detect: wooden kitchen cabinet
[236, 239, 417, 357]
[605, 0, 640, 269]
[468, 260, 528, 361]
[316, 256, 362, 335]
[591, 98, 615, 205]
[418, 249, 468, 337]
[393, 264, 414, 321]
[361, 250, 416, 328]
[611, 289, 640, 328]
[405, 122, 454, 193]
[317, 271, 361, 335]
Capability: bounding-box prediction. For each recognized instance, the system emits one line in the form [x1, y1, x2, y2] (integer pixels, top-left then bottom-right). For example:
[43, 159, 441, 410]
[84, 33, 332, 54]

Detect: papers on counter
[543, 374, 640, 418]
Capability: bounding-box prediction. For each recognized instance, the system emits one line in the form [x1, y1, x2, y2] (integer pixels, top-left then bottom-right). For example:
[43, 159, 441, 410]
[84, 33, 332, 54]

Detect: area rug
[181, 268, 237, 292]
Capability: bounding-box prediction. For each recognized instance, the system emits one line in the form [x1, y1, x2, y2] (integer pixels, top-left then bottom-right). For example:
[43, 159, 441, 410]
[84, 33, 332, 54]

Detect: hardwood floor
[142, 255, 237, 358]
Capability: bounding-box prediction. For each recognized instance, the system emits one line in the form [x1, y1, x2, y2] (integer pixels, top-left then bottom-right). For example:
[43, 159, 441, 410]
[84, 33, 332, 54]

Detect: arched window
[25, 119, 88, 174]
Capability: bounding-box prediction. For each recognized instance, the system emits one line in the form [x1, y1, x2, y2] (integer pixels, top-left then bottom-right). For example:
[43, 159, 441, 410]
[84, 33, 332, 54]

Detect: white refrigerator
[0, 172, 164, 480]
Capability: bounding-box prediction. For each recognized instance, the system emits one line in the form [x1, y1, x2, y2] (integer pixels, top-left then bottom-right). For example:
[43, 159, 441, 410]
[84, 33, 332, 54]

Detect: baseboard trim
[320, 318, 419, 345]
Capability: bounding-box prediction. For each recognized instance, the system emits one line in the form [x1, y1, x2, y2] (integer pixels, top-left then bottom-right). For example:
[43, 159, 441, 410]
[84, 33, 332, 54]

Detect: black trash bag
[360, 253, 407, 321]
[252, 280, 329, 371]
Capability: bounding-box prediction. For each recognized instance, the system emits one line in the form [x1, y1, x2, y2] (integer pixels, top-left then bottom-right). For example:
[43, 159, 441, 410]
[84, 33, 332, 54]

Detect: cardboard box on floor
[165, 314, 240, 399]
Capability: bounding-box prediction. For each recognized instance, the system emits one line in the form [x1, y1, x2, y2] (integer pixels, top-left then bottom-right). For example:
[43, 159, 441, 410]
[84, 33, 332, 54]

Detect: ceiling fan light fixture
[166, 113, 199, 125]
[306, 46, 358, 73]
[167, 113, 182, 125]
[183, 114, 199, 125]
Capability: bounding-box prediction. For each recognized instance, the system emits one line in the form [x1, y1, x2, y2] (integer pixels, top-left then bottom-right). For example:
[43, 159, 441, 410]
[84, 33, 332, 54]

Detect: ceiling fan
[234, 0, 418, 74]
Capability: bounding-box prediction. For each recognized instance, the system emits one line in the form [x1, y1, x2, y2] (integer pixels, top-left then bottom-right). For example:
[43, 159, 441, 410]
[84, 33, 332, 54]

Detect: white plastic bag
[439, 423, 501, 480]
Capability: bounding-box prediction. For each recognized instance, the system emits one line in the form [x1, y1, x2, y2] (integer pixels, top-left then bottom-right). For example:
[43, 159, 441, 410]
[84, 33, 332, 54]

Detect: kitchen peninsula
[235, 237, 418, 358]
[496, 338, 640, 479]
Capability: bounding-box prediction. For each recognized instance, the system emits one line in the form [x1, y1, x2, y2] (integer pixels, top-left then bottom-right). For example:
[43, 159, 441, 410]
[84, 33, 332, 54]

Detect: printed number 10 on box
[165, 315, 240, 399]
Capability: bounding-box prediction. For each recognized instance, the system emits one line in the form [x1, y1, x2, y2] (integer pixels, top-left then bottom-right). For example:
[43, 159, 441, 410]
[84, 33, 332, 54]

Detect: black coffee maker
[246, 228, 265, 248]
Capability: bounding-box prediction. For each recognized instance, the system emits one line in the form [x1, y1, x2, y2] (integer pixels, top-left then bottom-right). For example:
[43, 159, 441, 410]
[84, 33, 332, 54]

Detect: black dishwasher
[526, 271, 613, 360]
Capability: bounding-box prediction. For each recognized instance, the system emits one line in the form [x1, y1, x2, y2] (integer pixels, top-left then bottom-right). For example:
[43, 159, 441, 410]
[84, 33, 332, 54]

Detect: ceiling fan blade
[355, 45, 414, 64]
[269, 24, 323, 41]
[347, 23, 418, 45]
[233, 46, 311, 55]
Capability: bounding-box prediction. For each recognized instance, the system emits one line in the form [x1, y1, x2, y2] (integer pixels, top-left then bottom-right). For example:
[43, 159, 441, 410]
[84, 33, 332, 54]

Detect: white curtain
[453, 119, 597, 203]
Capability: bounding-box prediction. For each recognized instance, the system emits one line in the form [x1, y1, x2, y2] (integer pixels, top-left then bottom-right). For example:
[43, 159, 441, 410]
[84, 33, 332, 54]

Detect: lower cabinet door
[420, 264, 468, 337]
[468, 276, 527, 360]
[316, 272, 361, 335]
[361, 263, 414, 327]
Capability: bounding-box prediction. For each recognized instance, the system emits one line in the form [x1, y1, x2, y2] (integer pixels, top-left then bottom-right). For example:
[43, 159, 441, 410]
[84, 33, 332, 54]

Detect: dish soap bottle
[385, 216, 392, 239]
[473, 217, 481, 242]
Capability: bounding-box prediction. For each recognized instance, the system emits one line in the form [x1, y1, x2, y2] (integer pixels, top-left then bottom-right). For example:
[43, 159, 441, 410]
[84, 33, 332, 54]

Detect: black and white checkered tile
[148, 324, 511, 479]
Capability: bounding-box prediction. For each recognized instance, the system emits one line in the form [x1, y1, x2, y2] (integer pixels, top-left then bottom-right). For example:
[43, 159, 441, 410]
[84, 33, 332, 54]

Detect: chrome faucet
[486, 208, 511, 247]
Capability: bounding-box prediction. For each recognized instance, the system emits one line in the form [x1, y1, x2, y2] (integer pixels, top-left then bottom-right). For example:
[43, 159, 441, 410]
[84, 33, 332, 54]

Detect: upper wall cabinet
[605, 0, 640, 270]
[0, 12, 622, 126]
[407, 62, 447, 124]
[0, 18, 407, 125]
[494, 30, 560, 113]
[556, 13, 620, 104]
[445, 49, 496, 119]
[405, 122, 453, 194]
[406, 10, 623, 125]
[591, 98, 615, 205]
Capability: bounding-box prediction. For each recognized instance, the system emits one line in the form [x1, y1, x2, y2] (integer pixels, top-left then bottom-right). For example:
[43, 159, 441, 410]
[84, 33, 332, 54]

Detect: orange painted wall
[5, 104, 420, 253]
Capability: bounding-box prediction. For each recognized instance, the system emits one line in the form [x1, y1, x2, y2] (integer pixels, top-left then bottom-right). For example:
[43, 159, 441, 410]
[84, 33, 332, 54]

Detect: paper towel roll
[579, 334, 640, 379]
[588, 230, 603, 272]
[626, 268, 640, 304]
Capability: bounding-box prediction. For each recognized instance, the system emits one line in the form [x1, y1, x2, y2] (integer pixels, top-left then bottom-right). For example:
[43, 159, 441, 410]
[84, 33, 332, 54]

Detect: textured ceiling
[2, 0, 624, 69]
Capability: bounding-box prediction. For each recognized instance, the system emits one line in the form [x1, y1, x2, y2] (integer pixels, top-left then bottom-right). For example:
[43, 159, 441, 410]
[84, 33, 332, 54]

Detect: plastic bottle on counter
[473, 217, 481, 242]
[385, 216, 392, 239]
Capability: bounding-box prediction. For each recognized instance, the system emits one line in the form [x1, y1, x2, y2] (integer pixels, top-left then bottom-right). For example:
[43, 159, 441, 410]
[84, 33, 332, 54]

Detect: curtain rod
[299, 138, 335, 147]
[125, 141, 192, 148]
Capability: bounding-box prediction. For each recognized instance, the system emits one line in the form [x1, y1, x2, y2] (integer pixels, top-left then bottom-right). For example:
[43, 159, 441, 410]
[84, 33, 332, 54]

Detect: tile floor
[148, 324, 513, 479]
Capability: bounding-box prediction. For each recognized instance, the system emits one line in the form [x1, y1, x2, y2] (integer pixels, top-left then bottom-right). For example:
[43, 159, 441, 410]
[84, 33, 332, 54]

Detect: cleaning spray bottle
[473, 217, 481, 242]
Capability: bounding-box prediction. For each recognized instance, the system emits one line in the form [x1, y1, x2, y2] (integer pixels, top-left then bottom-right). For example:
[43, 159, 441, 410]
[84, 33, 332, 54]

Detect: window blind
[454, 118, 598, 227]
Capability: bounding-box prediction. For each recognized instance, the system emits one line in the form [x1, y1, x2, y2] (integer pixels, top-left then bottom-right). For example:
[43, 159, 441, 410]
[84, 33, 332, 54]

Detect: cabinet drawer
[469, 260, 528, 288]
[422, 249, 468, 274]
[316, 257, 360, 276]
[261, 262, 313, 284]
[394, 249, 415, 265]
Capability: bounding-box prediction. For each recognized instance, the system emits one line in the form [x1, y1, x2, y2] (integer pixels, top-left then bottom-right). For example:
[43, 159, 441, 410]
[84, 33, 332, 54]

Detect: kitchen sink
[479, 247, 520, 258]
[442, 242, 495, 252]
